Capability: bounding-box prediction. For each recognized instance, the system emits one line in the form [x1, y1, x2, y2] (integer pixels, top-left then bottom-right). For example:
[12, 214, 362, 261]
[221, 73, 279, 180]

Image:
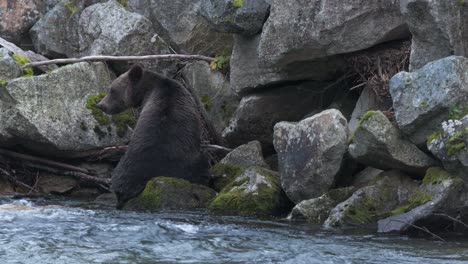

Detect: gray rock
[230, 34, 343, 94]
[348, 87, 393, 137]
[200, 0, 270, 36]
[30, 0, 106, 58]
[378, 167, 464, 234]
[38, 175, 78, 194]
[209, 167, 289, 216]
[182, 61, 239, 133]
[0, 55, 22, 81]
[125, 177, 217, 211]
[0, 62, 131, 157]
[352, 167, 384, 189]
[0, 0, 58, 44]
[324, 170, 419, 229]
[427, 116, 468, 179]
[389, 56, 468, 146]
[288, 187, 355, 224]
[273, 109, 348, 204]
[401, 0, 468, 70]
[223, 81, 338, 150]
[220, 141, 269, 170]
[128, 0, 233, 55]
[349, 111, 437, 175]
[258, 0, 409, 69]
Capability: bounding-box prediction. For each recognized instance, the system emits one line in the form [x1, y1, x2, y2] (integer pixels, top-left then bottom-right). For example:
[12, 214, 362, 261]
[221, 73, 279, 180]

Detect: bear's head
[97, 64, 145, 115]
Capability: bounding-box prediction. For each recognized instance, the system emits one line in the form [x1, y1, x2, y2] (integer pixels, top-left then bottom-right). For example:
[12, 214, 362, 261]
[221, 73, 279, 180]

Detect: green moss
[125, 178, 164, 210]
[418, 100, 429, 110]
[465, 127, 468, 135]
[209, 167, 282, 216]
[427, 130, 443, 145]
[0, 80, 8, 87]
[233, 0, 243, 8]
[12, 54, 33, 77]
[423, 167, 454, 185]
[448, 142, 466, 155]
[346, 196, 379, 225]
[111, 110, 136, 137]
[391, 191, 432, 215]
[119, 0, 128, 7]
[210, 163, 244, 191]
[210, 55, 230, 72]
[449, 131, 463, 143]
[349, 110, 377, 143]
[86, 93, 110, 126]
[459, 0, 465, 6]
[201, 95, 213, 111]
[449, 104, 468, 120]
[328, 187, 355, 202]
[64, 1, 77, 14]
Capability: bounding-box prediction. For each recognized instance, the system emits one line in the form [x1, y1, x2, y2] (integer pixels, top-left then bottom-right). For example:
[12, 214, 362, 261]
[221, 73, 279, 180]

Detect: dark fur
[97, 65, 210, 208]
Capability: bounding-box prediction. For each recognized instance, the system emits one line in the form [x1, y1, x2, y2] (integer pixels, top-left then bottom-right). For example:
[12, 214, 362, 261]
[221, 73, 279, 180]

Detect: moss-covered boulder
[378, 167, 465, 234]
[209, 167, 290, 217]
[349, 111, 437, 176]
[288, 187, 355, 225]
[211, 141, 270, 191]
[427, 115, 468, 179]
[0, 62, 131, 158]
[124, 177, 217, 211]
[324, 170, 419, 229]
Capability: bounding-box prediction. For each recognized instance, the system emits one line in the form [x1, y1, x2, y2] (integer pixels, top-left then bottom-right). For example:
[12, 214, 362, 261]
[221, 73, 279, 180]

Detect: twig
[388, 219, 445, 242]
[23, 54, 216, 68]
[0, 148, 95, 175]
[432, 213, 468, 230]
[0, 166, 35, 192]
[201, 144, 232, 152]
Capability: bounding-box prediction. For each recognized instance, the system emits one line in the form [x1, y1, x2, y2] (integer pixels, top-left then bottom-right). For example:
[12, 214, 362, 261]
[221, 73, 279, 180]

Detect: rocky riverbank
[0, 0, 467, 238]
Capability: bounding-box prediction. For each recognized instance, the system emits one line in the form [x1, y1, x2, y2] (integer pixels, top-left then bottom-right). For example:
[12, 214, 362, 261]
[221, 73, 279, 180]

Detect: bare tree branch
[23, 54, 215, 68]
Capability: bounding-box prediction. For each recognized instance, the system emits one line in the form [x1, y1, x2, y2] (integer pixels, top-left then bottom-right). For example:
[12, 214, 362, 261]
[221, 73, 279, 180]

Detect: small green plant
[12, 54, 34, 77]
[119, 0, 128, 7]
[0, 80, 7, 87]
[201, 95, 213, 111]
[459, 0, 465, 6]
[449, 104, 468, 120]
[233, 0, 243, 8]
[64, 1, 77, 14]
[210, 55, 230, 72]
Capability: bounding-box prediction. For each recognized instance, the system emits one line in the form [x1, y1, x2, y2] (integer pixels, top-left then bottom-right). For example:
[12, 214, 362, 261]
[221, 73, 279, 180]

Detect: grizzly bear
[97, 64, 210, 209]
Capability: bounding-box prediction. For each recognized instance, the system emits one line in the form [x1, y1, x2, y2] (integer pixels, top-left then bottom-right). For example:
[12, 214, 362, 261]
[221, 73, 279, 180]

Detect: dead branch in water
[387, 219, 446, 242]
[23, 54, 216, 68]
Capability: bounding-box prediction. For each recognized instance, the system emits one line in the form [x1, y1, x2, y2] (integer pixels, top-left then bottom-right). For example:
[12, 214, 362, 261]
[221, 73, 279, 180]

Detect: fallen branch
[387, 219, 445, 242]
[0, 148, 96, 175]
[23, 54, 215, 68]
[201, 144, 232, 152]
[432, 213, 468, 230]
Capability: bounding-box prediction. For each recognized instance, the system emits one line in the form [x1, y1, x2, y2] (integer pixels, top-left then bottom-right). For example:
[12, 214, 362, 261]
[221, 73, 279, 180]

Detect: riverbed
[0, 196, 467, 264]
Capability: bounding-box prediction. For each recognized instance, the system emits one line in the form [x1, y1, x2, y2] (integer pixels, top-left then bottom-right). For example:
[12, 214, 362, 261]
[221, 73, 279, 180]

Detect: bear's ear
[128, 64, 143, 84]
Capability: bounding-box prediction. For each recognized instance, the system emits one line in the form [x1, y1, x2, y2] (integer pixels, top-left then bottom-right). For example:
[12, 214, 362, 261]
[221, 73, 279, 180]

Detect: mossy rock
[124, 177, 217, 211]
[12, 54, 33, 77]
[210, 163, 244, 192]
[209, 167, 289, 217]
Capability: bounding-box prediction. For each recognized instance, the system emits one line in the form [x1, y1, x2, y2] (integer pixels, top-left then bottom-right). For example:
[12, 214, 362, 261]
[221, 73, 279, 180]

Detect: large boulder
[200, 0, 270, 36]
[37, 174, 78, 194]
[324, 170, 420, 229]
[273, 109, 348, 204]
[390, 56, 468, 146]
[30, 0, 107, 58]
[401, 0, 468, 70]
[223, 81, 339, 150]
[378, 168, 465, 234]
[349, 111, 438, 176]
[0, 0, 58, 45]
[230, 34, 343, 94]
[124, 177, 217, 211]
[288, 187, 355, 225]
[182, 61, 239, 133]
[258, 0, 409, 69]
[427, 116, 468, 179]
[128, 0, 233, 55]
[0, 62, 132, 157]
[209, 167, 290, 216]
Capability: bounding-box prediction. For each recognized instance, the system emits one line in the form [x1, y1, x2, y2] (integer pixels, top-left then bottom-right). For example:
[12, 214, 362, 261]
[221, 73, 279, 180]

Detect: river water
[0, 196, 467, 264]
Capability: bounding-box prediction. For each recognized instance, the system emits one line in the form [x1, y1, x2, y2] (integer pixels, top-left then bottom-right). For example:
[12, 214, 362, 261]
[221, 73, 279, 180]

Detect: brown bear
[97, 64, 210, 209]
